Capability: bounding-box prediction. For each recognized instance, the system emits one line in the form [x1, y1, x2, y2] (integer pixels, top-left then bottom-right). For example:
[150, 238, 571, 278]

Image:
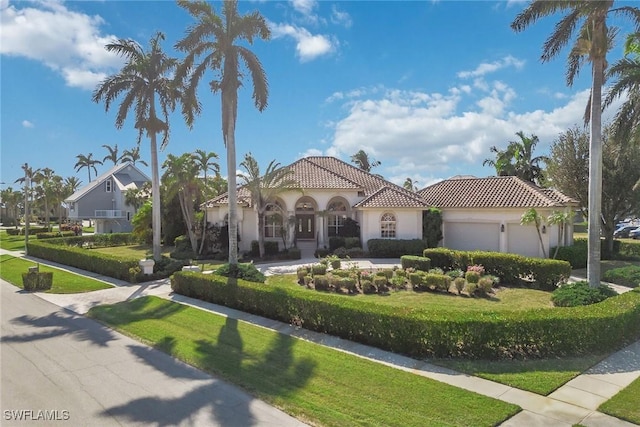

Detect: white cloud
[316, 80, 597, 182]
[1, 1, 122, 90]
[22, 120, 34, 128]
[331, 5, 352, 28]
[290, 0, 316, 16]
[457, 55, 525, 79]
[270, 23, 334, 62]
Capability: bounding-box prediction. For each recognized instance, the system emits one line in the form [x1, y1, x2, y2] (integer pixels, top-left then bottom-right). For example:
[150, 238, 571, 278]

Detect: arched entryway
[295, 197, 316, 240]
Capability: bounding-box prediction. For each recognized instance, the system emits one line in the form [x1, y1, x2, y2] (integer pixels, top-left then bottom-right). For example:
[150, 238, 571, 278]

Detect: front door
[296, 214, 315, 239]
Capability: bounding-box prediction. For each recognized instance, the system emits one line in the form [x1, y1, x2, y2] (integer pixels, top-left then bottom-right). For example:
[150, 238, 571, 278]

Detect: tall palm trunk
[224, 97, 238, 266]
[150, 102, 162, 262]
[587, 56, 605, 288]
[198, 169, 209, 255]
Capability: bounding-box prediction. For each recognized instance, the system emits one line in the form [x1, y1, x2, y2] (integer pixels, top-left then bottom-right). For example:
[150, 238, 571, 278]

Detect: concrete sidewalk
[3, 248, 639, 426]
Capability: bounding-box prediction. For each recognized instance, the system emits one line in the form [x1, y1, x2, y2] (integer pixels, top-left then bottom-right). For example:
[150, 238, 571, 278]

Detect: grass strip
[598, 377, 640, 424]
[431, 355, 605, 395]
[89, 296, 520, 427]
[0, 255, 112, 293]
[0, 231, 27, 251]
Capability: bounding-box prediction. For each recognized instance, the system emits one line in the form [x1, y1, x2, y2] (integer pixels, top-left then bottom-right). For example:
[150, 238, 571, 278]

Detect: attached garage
[507, 224, 540, 257]
[444, 222, 500, 252]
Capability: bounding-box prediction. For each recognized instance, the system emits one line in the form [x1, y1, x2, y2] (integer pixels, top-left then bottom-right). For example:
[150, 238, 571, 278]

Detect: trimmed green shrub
[478, 276, 494, 295]
[285, 247, 302, 260]
[36, 231, 75, 239]
[361, 279, 376, 294]
[329, 236, 346, 252]
[296, 267, 309, 284]
[21, 271, 53, 291]
[619, 241, 640, 259]
[401, 255, 431, 272]
[367, 239, 427, 257]
[314, 275, 330, 291]
[311, 264, 328, 276]
[551, 281, 618, 307]
[553, 244, 588, 268]
[171, 272, 640, 359]
[465, 271, 480, 284]
[344, 237, 361, 249]
[214, 263, 266, 283]
[454, 277, 466, 294]
[603, 266, 640, 288]
[345, 247, 365, 258]
[333, 247, 348, 258]
[250, 240, 279, 257]
[314, 248, 330, 258]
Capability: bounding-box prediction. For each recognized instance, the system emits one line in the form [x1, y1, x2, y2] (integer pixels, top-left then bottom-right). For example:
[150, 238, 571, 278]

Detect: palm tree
[15, 163, 40, 228]
[175, 0, 271, 267]
[93, 32, 186, 262]
[521, 208, 548, 259]
[192, 149, 220, 254]
[0, 187, 22, 228]
[511, 1, 640, 287]
[120, 145, 149, 167]
[403, 177, 419, 192]
[238, 153, 300, 258]
[64, 176, 82, 194]
[548, 210, 572, 259]
[34, 168, 58, 230]
[605, 32, 640, 148]
[102, 144, 122, 165]
[483, 131, 548, 184]
[162, 153, 200, 253]
[124, 184, 149, 214]
[74, 153, 103, 182]
[350, 149, 381, 173]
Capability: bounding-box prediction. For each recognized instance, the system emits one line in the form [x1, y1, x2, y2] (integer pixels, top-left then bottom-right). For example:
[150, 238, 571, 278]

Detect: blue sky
[0, 0, 634, 191]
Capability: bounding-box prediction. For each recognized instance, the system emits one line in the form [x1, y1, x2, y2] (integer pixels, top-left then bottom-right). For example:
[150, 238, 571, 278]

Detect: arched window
[380, 212, 396, 238]
[265, 201, 284, 238]
[327, 199, 347, 237]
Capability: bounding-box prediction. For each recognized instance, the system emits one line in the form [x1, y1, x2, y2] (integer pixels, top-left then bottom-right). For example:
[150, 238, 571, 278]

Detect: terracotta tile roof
[354, 186, 431, 208]
[418, 176, 578, 208]
[205, 156, 430, 210]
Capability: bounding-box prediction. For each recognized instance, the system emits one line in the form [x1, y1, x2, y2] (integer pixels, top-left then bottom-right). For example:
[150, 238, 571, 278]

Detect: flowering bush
[467, 264, 485, 276]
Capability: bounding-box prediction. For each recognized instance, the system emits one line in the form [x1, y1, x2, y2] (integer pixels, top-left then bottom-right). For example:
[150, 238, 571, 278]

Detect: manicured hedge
[171, 272, 640, 359]
[367, 239, 427, 258]
[423, 248, 571, 291]
[36, 231, 76, 239]
[400, 255, 431, 272]
[26, 234, 183, 283]
[27, 239, 141, 282]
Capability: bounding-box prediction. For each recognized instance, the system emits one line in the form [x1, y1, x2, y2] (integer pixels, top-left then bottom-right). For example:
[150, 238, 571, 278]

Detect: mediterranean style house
[204, 156, 578, 258]
[65, 162, 150, 234]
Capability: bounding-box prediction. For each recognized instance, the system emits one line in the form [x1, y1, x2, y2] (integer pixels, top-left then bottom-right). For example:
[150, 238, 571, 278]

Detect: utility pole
[23, 163, 30, 255]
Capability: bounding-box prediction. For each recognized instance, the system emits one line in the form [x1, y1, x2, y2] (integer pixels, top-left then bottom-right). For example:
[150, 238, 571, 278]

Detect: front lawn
[266, 274, 555, 312]
[0, 230, 26, 251]
[432, 354, 606, 395]
[92, 245, 224, 271]
[88, 296, 520, 427]
[0, 255, 112, 293]
[599, 376, 640, 424]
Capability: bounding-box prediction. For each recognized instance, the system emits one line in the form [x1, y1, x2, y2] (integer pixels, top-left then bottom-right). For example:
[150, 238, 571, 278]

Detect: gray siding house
[65, 162, 150, 234]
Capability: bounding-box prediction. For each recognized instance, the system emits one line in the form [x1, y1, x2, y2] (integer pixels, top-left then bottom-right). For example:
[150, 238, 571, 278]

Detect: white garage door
[444, 222, 500, 252]
[507, 224, 540, 257]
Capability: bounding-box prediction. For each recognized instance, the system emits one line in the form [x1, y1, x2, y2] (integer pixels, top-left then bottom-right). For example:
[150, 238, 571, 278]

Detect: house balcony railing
[94, 210, 126, 219]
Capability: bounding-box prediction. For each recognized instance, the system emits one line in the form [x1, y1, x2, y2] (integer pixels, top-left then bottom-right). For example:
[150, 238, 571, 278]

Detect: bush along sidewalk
[21, 265, 53, 291]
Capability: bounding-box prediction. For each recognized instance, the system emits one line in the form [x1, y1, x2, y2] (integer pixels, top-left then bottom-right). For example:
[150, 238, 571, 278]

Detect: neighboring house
[204, 156, 431, 256]
[418, 175, 579, 258]
[65, 162, 150, 234]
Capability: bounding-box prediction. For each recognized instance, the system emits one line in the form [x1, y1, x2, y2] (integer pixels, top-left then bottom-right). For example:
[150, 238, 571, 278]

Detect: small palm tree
[175, 0, 271, 266]
[547, 210, 572, 259]
[192, 149, 220, 254]
[403, 178, 419, 192]
[74, 153, 102, 182]
[350, 149, 381, 173]
[511, 0, 640, 287]
[93, 32, 187, 262]
[102, 144, 122, 165]
[521, 208, 547, 259]
[483, 131, 548, 184]
[120, 145, 149, 167]
[238, 153, 300, 258]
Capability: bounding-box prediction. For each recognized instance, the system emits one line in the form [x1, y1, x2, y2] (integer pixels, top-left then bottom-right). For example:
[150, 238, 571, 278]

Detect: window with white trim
[105, 179, 112, 192]
[327, 200, 347, 237]
[264, 201, 284, 238]
[380, 212, 396, 238]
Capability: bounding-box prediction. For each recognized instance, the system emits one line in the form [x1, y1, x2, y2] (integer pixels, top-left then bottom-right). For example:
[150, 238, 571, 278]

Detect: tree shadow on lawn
[101, 283, 316, 426]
